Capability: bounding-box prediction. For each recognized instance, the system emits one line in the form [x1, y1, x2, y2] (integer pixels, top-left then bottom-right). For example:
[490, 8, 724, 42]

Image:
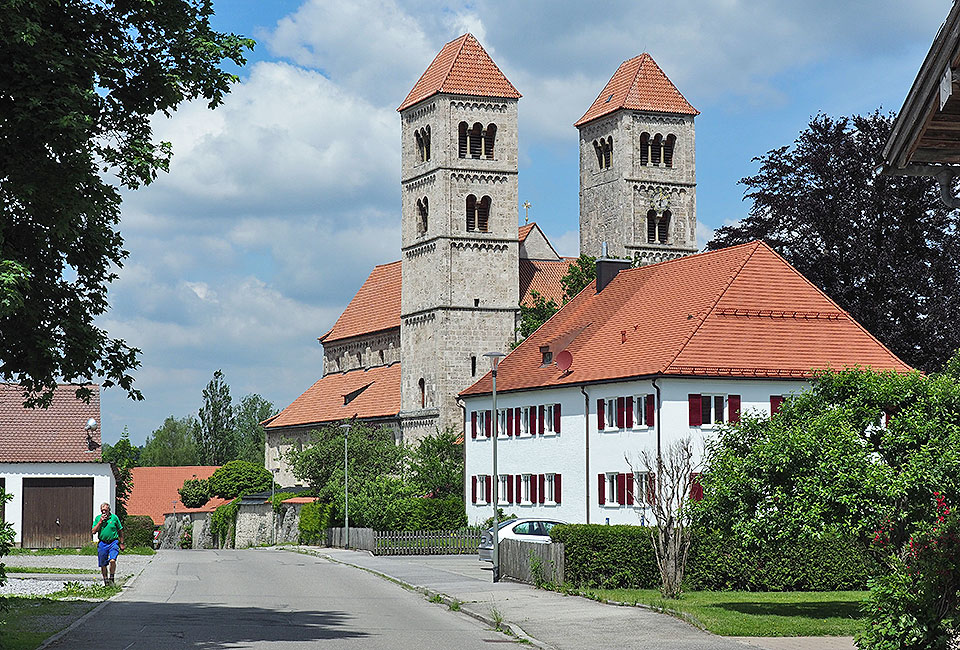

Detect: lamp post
[270, 468, 277, 546]
[483, 351, 505, 583]
[340, 422, 350, 549]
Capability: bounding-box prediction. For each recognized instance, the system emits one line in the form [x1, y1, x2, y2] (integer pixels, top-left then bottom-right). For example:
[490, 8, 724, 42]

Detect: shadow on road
[47, 600, 369, 649]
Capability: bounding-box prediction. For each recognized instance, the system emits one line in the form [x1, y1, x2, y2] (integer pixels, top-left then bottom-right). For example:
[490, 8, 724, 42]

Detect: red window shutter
[471, 476, 477, 503]
[770, 395, 785, 415]
[626, 473, 634, 505]
[690, 473, 704, 502]
[530, 473, 538, 503]
[514, 407, 521, 436]
[554, 403, 561, 433]
[485, 477, 491, 504]
[598, 473, 605, 505]
[597, 399, 605, 430]
[554, 474, 562, 504]
[728, 395, 741, 423]
[515, 475, 522, 502]
[507, 409, 514, 436]
[530, 407, 538, 435]
[617, 472, 626, 505]
[539, 474, 546, 504]
[626, 397, 633, 428]
[506, 476, 514, 503]
[646, 394, 655, 427]
[471, 412, 477, 439]
[616, 397, 625, 428]
[884, 410, 891, 427]
[688, 394, 702, 426]
[485, 410, 492, 437]
[646, 473, 656, 505]
[539, 405, 545, 434]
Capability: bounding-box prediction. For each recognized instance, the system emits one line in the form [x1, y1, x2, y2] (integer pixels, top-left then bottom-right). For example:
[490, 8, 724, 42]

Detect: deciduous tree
[0, 1, 254, 406]
[140, 416, 199, 467]
[196, 370, 236, 465]
[234, 394, 274, 465]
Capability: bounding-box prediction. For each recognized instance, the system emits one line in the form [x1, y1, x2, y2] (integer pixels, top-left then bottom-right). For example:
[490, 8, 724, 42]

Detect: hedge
[122, 515, 156, 548]
[299, 501, 333, 545]
[551, 524, 881, 591]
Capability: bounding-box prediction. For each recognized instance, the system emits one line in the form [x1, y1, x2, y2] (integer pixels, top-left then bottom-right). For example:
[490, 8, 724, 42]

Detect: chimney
[595, 256, 631, 293]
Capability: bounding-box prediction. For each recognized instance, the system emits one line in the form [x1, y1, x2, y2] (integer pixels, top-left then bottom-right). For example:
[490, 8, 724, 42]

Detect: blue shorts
[97, 539, 120, 567]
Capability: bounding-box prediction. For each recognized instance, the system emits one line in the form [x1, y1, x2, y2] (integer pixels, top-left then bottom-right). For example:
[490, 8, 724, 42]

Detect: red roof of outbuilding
[462, 242, 911, 396]
[575, 53, 698, 127]
[520, 258, 575, 307]
[398, 33, 521, 111]
[266, 364, 401, 430]
[127, 466, 228, 526]
[0, 384, 102, 463]
[320, 261, 401, 344]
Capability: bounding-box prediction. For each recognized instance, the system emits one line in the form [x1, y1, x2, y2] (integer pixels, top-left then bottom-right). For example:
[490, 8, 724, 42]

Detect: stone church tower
[396, 34, 521, 442]
[576, 54, 699, 265]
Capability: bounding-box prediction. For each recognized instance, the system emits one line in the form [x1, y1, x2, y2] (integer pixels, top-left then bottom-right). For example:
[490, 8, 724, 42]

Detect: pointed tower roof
[398, 33, 521, 112]
[575, 53, 698, 127]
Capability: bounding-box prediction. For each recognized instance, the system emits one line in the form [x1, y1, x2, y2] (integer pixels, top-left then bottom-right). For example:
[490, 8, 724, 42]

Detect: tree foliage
[0, 490, 14, 612]
[515, 254, 598, 345]
[101, 427, 138, 519]
[234, 393, 274, 465]
[708, 111, 960, 373]
[197, 370, 236, 465]
[207, 460, 272, 500]
[407, 428, 463, 499]
[178, 478, 210, 509]
[515, 291, 560, 345]
[140, 416, 199, 467]
[561, 254, 597, 302]
[692, 358, 960, 647]
[0, 1, 254, 406]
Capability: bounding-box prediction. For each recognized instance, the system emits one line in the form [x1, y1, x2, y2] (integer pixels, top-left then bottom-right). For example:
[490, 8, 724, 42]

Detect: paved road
[44, 549, 516, 649]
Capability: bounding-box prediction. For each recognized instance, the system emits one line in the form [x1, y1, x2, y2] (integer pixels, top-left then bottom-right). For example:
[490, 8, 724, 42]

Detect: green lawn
[0, 598, 99, 650]
[5, 567, 99, 575]
[8, 545, 155, 556]
[582, 588, 869, 636]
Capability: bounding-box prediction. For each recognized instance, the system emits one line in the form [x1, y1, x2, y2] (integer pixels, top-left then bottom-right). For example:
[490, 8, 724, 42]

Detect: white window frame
[605, 398, 616, 430]
[543, 404, 557, 435]
[605, 472, 618, 506]
[476, 475, 489, 505]
[544, 473, 556, 504]
[497, 408, 508, 438]
[521, 474, 532, 504]
[476, 411, 488, 438]
[521, 408, 530, 436]
[633, 471, 651, 507]
[633, 395, 653, 429]
[700, 393, 728, 427]
[498, 474, 510, 505]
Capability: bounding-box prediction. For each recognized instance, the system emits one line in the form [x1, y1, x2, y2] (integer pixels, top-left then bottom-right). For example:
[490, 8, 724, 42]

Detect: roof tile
[0, 384, 102, 463]
[127, 466, 228, 526]
[398, 34, 521, 112]
[575, 53, 698, 127]
[519, 258, 575, 307]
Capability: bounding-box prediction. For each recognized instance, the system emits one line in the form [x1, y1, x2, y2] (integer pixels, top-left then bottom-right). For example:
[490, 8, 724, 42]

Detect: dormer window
[540, 346, 552, 366]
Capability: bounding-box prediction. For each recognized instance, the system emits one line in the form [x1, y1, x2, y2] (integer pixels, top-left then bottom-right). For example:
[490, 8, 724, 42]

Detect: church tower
[397, 34, 521, 442]
[576, 54, 699, 265]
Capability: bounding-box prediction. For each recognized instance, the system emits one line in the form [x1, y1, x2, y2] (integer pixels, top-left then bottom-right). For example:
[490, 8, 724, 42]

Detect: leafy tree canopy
[234, 393, 275, 465]
[178, 478, 210, 509]
[0, 1, 254, 406]
[100, 426, 138, 518]
[197, 369, 236, 465]
[407, 428, 464, 499]
[207, 460, 272, 500]
[561, 254, 597, 302]
[140, 416, 199, 467]
[708, 111, 960, 373]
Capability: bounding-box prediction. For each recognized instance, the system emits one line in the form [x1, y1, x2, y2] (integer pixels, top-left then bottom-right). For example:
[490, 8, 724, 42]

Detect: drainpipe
[652, 377, 662, 473]
[580, 385, 590, 524]
[456, 396, 467, 510]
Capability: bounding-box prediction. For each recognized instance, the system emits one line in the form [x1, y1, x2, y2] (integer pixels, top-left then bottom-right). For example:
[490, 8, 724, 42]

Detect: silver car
[478, 518, 567, 562]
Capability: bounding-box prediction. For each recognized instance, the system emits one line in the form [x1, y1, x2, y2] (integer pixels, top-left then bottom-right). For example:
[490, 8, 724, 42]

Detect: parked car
[478, 518, 566, 562]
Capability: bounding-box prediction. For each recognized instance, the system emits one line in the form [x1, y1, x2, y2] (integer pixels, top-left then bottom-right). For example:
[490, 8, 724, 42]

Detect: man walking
[92, 502, 124, 586]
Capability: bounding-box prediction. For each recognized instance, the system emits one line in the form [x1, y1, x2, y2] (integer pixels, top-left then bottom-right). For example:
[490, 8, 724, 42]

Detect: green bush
[208, 460, 273, 499]
[121, 515, 155, 548]
[299, 501, 333, 544]
[551, 524, 880, 591]
[409, 496, 466, 530]
[178, 478, 210, 508]
[211, 498, 240, 547]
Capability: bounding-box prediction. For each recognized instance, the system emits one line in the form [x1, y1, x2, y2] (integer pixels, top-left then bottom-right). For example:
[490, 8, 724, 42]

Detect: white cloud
[696, 222, 716, 250]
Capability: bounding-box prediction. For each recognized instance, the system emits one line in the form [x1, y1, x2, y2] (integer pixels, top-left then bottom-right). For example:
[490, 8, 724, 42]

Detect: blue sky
[102, 0, 950, 446]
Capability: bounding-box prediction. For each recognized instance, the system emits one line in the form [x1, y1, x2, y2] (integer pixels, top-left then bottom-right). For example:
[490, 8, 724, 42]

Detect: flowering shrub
[179, 524, 193, 549]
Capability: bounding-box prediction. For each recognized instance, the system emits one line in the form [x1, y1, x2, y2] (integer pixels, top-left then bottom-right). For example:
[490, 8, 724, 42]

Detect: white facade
[0, 463, 115, 544]
[463, 378, 808, 525]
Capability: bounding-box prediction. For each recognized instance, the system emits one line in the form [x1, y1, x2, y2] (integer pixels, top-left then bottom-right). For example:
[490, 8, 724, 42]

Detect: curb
[285, 547, 554, 650]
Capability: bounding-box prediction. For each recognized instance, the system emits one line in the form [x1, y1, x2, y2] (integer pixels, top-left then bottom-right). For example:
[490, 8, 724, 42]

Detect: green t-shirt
[93, 513, 122, 543]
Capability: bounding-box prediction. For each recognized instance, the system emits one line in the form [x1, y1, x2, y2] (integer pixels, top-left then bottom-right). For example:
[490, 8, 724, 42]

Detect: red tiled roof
[0, 384, 102, 463]
[127, 466, 228, 526]
[266, 364, 401, 430]
[398, 33, 521, 111]
[518, 223, 535, 242]
[462, 242, 911, 396]
[520, 258, 575, 307]
[320, 261, 401, 344]
[281, 496, 318, 505]
[575, 53, 698, 127]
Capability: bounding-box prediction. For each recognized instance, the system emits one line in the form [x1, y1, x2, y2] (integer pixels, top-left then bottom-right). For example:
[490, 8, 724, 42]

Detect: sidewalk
[289, 547, 855, 650]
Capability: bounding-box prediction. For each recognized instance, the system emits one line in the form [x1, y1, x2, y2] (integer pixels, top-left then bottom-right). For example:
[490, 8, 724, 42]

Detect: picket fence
[325, 527, 481, 556]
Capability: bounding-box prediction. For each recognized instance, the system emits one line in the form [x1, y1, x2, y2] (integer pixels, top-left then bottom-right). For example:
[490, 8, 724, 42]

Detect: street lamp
[339, 422, 350, 549]
[483, 351, 505, 583]
[270, 468, 278, 546]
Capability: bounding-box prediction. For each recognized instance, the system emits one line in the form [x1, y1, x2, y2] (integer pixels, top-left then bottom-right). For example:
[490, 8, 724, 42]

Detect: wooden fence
[499, 538, 565, 585]
[324, 527, 481, 556]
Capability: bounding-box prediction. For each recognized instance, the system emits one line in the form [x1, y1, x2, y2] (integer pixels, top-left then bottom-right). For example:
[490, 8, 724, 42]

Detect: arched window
[477, 196, 491, 232]
[647, 209, 658, 243]
[466, 194, 477, 231]
[469, 123, 483, 158]
[415, 131, 424, 162]
[603, 136, 613, 169]
[484, 124, 497, 159]
[658, 210, 671, 243]
[651, 134, 663, 166]
[594, 140, 603, 168]
[416, 197, 428, 236]
[640, 132, 650, 166]
[664, 134, 676, 168]
[418, 378, 426, 408]
[458, 122, 468, 158]
[423, 125, 431, 161]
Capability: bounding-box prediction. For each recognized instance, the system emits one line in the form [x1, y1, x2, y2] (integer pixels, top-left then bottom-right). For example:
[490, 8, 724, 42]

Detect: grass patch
[582, 588, 869, 636]
[8, 545, 155, 556]
[0, 598, 99, 650]
[5, 567, 99, 575]
[52, 581, 122, 599]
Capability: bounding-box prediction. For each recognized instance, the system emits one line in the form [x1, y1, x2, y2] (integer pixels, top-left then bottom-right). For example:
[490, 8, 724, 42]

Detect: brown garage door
[21, 478, 94, 548]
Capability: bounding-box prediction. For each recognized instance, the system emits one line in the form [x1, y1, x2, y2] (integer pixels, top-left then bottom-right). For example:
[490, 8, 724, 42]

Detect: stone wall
[159, 503, 307, 549]
[234, 503, 271, 548]
[322, 330, 400, 376]
[159, 512, 215, 549]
